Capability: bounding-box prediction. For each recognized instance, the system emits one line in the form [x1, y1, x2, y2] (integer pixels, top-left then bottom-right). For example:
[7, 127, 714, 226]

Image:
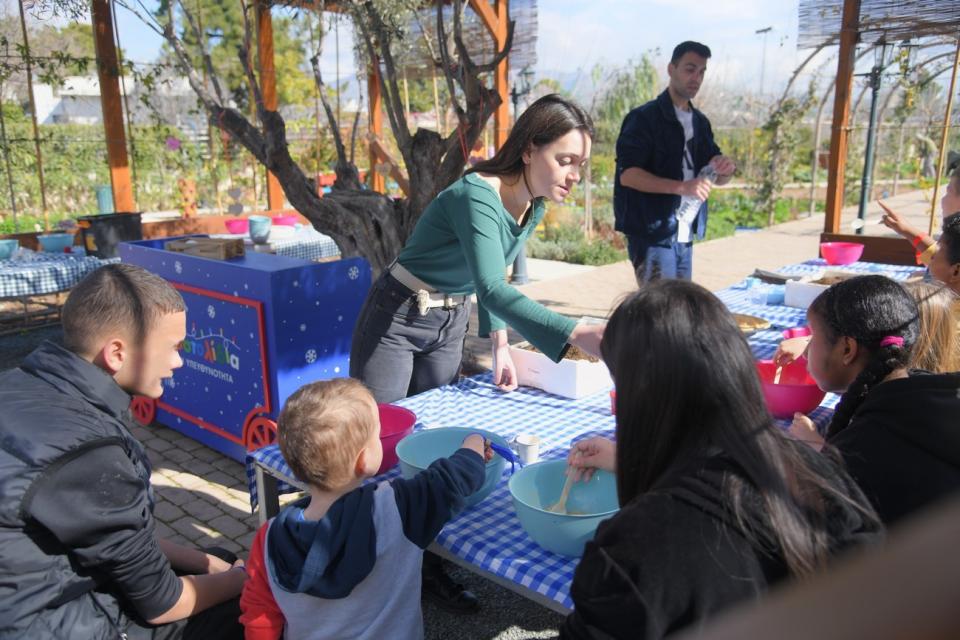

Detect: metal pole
[509, 87, 528, 285]
[17, 0, 48, 229]
[929, 37, 960, 236]
[856, 64, 881, 233]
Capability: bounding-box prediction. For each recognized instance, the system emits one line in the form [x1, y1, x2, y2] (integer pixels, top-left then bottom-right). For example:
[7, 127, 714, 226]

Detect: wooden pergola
[89, 0, 514, 213]
[815, 0, 960, 264]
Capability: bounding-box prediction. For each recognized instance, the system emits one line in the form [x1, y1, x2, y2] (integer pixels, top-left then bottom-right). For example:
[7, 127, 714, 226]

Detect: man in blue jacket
[614, 41, 737, 283]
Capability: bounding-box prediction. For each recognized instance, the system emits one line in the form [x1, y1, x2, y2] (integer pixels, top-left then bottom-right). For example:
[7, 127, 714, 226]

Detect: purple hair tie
[880, 336, 904, 348]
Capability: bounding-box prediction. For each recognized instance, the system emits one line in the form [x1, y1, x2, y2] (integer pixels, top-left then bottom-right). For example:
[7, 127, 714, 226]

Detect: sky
[98, 0, 805, 98]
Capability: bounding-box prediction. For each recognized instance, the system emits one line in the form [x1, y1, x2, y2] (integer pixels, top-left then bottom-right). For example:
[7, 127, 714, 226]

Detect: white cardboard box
[508, 342, 612, 399]
[784, 270, 859, 309]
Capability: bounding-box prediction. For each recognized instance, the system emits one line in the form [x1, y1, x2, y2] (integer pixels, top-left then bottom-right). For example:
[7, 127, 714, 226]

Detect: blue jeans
[626, 235, 693, 284]
[349, 271, 472, 403]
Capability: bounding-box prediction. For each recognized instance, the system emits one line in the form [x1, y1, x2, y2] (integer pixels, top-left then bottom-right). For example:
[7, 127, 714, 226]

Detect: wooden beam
[823, 0, 861, 234]
[368, 60, 385, 193]
[493, 0, 510, 150]
[91, 0, 134, 213]
[468, 0, 499, 36]
[256, 1, 284, 211]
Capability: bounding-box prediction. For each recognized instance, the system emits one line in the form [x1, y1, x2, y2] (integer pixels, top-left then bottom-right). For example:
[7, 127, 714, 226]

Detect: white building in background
[32, 74, 205, 132]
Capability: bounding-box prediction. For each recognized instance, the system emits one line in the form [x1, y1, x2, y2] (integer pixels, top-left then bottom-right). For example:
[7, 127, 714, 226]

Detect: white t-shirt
[674, 105, 696, 243]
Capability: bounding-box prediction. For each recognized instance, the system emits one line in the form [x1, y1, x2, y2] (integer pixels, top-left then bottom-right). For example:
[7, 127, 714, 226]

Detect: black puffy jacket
[0, 342, 180, 639]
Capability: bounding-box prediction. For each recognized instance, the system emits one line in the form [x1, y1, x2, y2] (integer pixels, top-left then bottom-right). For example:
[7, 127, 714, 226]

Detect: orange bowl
[756, 359, 826, 419]
[820, 242, 864, 265]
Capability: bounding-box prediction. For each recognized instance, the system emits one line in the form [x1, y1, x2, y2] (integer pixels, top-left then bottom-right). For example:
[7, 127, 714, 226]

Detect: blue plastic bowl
[509, 459, 619, 557]
[395, 426, 508, 508]
[37, 233, 74, 252]
[0, 238, 18, 260]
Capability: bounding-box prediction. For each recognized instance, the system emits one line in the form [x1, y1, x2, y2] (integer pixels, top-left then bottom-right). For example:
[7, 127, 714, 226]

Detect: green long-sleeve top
[397, 173, 576, 362]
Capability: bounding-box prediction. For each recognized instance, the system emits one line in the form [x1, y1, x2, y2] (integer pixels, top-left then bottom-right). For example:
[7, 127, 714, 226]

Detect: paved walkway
[464, 188, 938, 370]
[2, 188, 938, 639]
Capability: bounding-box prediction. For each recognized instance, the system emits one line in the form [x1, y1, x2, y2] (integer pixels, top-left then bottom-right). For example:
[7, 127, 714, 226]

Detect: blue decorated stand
[120, 236, 371, 461]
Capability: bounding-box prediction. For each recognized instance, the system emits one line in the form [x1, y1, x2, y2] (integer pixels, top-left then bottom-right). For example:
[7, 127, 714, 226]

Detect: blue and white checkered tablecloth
[0, 253, 120, 298]
[716, 259, 925, 331]
[242, 258, 922, 611]
[270, 231, 340, 261]
[247, 373, 614, 610]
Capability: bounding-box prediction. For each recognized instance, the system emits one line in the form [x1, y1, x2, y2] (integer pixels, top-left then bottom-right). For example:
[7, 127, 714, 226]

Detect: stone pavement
[2, 188, 938, 639]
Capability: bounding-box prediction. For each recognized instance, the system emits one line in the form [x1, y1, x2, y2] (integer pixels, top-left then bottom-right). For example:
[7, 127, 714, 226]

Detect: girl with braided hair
[792, 275, 960, 525]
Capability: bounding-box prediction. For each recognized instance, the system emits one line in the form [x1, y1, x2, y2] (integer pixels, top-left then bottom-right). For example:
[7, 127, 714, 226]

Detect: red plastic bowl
[377, 403, 416, 475]
[271, 214, 300, 227]
[756, 359, 827, 419]
[224, 218, 248, 234]
[820, 242, 864, 265]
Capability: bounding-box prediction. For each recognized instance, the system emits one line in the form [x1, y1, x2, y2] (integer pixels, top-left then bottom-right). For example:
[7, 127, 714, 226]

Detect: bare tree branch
[357, 3, 412, 154]
[436, 1, 465, 120]
[238, 0, 267, 122]
[178, 0, 226, 105]
[472, 21, 514, 74]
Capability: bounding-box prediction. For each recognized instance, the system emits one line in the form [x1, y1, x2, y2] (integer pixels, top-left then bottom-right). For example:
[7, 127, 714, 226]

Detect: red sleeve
[239, 523, 285, 640]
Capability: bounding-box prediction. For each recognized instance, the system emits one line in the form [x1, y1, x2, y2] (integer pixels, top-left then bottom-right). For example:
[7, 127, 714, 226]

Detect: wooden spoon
[547, 473, 575, 514]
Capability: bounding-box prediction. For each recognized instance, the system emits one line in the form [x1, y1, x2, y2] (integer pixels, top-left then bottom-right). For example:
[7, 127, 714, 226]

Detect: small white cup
[511, 434, 540, 464]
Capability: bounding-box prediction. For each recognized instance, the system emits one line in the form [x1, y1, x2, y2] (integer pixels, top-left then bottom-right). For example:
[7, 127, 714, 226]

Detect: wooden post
[929, 38, 960, 236]
[91, 0, 135, 214]
[368, 60, 385, 193]
[494, 0, 509, 149]
[823, 0, 861, 234]
[256, 0, 284, 211]
[469, 0, 509, 149]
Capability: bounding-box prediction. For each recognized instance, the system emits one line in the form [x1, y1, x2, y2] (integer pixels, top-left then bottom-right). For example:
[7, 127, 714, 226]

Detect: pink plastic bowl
[756, 359, 827, 419]
[820, 242, 864, 265]
[377, 403, 416, 475]
[224, 218, 248, 234]
[271, 214, 300, 227]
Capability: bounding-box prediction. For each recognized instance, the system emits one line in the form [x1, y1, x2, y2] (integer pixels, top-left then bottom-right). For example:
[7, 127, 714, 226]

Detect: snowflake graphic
[226, 394, 232, 402]
[348, 266, 360, 280]
[337, 315, 343, 322]
[333, 366, 341, 374]
[207, 305, 216, 319]
[299, 324, 306, 332]
[174, 261, 183, 274]
[167, 378, 176, 389]
[305, 349, 317, 364]
[293, 280, 299, 288]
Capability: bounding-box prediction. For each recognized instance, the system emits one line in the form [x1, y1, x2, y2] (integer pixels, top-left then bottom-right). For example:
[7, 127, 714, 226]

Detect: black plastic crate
[77, 213, 143, 259]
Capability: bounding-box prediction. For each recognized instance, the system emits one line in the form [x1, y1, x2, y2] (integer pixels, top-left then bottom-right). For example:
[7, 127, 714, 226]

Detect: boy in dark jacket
[239, 378, 488, 640]
[0, 264, 246, 639]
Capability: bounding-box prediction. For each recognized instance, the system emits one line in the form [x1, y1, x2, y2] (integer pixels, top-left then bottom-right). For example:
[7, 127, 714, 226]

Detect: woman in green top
[349, 95, 605, 404]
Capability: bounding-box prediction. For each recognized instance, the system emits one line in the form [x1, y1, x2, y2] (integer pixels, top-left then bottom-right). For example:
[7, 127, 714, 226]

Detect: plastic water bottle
[677, 164, 717, 222]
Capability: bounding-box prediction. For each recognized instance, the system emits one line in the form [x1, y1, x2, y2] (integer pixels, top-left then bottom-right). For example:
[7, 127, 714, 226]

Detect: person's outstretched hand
[773, 336, 811, 366]
[567, 436, 616, 482]
[879, 200, 920, 240]
[787, 413, 825, 451]
[490, 329, 518, 392]
[569, 323, 605, 359]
